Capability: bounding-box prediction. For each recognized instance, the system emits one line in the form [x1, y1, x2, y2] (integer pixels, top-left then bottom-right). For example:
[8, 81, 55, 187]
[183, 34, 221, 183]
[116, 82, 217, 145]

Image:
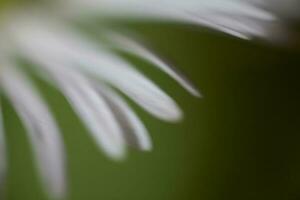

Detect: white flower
[0, 0, 298, 198]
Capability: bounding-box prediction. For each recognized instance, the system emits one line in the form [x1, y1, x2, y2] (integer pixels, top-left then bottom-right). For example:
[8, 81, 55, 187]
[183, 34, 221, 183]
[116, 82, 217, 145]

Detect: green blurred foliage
[0, 0, 49, 11]
[2, 22, 300, 200]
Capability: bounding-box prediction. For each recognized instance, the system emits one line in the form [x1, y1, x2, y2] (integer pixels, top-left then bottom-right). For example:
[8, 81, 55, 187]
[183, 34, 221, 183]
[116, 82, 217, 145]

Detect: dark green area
[2, 22, 300, 200]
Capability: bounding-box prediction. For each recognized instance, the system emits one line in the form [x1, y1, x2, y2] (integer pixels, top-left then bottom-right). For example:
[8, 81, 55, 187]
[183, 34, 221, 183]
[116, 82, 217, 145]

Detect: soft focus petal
[97, 84, 152, 151]
[62, 0, 299, 40]
[0, 66, 66, 199]
[103, 31, 202, 97]
[9, 19, 183, 121]
[43, 64, 127, 160]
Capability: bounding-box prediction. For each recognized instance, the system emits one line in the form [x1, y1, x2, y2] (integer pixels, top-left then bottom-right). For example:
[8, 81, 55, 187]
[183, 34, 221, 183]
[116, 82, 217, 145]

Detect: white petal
[61, 0, 280, 39]
[103, 31, 202, 97]
[0, 66, 66, 199]
[185, 12, 269, 39]
[64, 0, 274, 20]
[97, 84, 152, 151]
[10, 20, 183, 122]
[33, 61, 126, 160]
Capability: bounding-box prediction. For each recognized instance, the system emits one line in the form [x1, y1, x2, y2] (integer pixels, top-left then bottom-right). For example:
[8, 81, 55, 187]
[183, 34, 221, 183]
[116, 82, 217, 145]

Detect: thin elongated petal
[0, 66, 66, 199]
[33, 61, 126, 160]
[64, 0, 274, 20]
[97, 84, 152, 151]
[62, 0, 276, 39]
[62, 0, 300, 41]
[103, 31, 201, 97]
[10, 20, 183, 121]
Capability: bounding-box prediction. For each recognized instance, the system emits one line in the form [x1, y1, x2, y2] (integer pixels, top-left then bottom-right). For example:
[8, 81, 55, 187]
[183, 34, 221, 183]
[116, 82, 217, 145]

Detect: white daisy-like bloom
[0, 0, 299, 198]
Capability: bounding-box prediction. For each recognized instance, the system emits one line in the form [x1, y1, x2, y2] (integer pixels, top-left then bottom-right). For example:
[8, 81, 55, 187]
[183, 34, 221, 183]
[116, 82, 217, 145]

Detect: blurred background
[2, 22, 300, 200]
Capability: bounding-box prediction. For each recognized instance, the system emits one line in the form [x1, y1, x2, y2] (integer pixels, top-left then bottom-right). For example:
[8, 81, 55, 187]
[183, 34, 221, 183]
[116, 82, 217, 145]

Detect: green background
[2, 22, 300, 200]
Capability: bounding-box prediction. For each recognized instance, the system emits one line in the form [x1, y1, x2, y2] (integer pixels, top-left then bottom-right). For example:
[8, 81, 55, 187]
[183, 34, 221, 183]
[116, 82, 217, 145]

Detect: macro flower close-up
[0, 1, 299, 200]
